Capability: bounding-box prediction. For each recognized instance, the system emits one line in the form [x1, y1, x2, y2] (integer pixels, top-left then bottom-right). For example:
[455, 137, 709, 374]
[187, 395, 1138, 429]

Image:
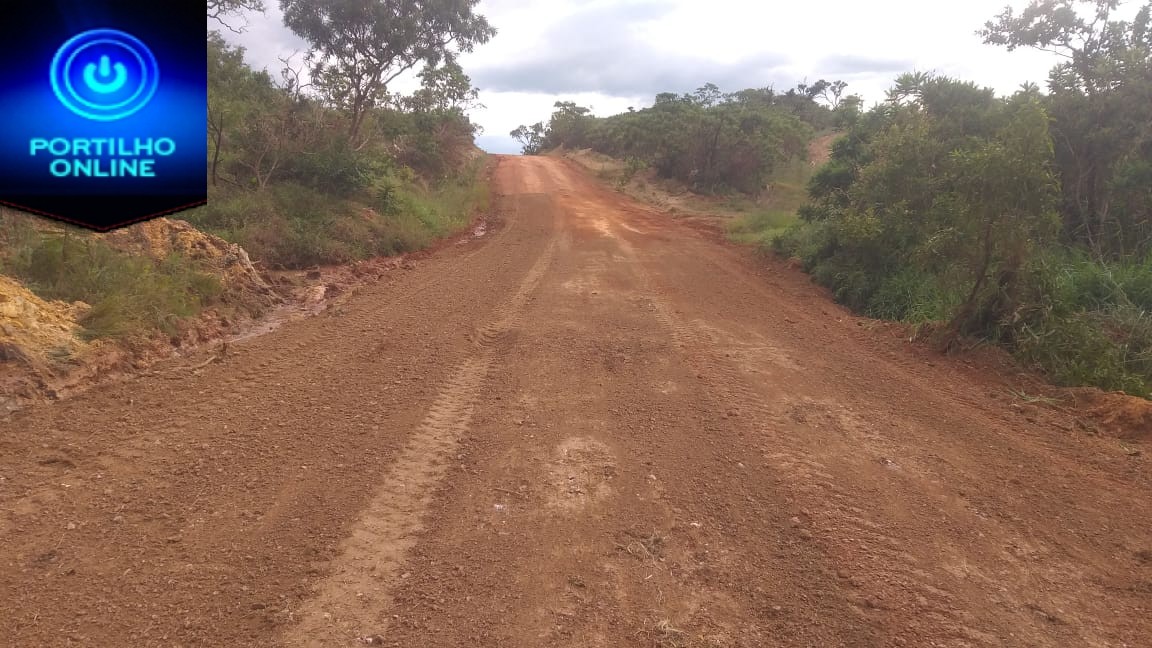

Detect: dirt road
[1, 156, 1149, 647]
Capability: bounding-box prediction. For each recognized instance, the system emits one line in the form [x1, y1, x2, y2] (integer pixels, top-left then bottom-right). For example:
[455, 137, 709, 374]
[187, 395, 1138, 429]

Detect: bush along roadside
[1, 150, 490, 345]
[190, 31, 491, 270]
[762, 4, 1152, 397]
[186, 156, 490, 270]
[1, 27, 493, 346]
[774, 67, 1152, 397]
[0, 152, 490, 407]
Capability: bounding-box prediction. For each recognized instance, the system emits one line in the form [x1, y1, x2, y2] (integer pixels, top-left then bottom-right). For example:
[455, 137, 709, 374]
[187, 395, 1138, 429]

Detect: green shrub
[188, 183, 349, 268]
[1044, 254, 1152, 312]
[279, 140, 378, 198]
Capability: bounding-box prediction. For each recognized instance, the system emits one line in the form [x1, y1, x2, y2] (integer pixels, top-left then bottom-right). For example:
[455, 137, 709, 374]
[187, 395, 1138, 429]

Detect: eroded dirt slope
[0, 156, 1149, 647]
[0, 216, 287, 412]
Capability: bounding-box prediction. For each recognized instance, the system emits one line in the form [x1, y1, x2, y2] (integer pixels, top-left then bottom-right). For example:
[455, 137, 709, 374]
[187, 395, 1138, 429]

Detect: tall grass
[727, 156, 821, 249]
[0, 219, 222, 339]
[1011, 252, 1152, 396]
[188, 159, 490, 269]
[727, 209, 798, 248]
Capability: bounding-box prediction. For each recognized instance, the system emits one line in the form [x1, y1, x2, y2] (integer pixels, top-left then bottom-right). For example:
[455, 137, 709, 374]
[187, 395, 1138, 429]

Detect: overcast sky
[217, 0, 1078, 154]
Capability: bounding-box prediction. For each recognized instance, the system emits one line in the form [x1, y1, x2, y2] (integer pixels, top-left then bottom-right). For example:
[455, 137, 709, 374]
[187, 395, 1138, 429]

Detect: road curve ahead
[1, 156, 1149, 647]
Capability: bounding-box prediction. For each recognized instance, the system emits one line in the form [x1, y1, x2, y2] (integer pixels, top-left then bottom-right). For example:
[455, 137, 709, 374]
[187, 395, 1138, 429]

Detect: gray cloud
[815, 54, 914, 77]
[214, 5, 310, 75]
[470, 2, 792, 100]
[473, 51, 792, 99]
[475, 134, 522, 154]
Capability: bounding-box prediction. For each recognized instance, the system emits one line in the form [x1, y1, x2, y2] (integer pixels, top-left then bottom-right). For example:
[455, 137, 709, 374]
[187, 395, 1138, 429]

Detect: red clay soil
[0, 156, 1149, 647]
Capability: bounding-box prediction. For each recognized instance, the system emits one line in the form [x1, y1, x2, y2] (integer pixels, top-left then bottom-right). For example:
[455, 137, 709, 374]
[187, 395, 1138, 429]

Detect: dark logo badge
[0, 5, 207, 231]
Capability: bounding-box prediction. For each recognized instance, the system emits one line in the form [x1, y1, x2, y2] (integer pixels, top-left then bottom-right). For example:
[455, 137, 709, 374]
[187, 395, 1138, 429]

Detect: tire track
[637, 286, 995, 644]
[281, 197, 558, 648]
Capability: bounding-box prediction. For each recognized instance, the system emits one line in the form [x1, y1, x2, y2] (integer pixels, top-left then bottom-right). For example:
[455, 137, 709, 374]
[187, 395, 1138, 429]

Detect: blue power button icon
[50, 29, 159, 122]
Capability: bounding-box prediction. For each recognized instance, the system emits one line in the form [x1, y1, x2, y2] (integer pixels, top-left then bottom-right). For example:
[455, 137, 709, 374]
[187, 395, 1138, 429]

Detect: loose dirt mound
[97, 218, 280, 307]
[1067, 388, 1152, 440]
[1, 219, 288, 412]
[0, 276, 92, 409]
[0, 276, 87, 359]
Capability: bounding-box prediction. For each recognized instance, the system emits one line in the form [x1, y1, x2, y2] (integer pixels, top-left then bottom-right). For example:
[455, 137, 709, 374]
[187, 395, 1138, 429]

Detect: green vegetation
[514, 82, 854, 256]
[0, 216, 222, 340]
[279, 0, 494, 143]
[771, 0, 1152, 395]
[191, 159, 489, 268]
[513, 80, 860, 195]
[727, 206, 803, 248]
[196, 0, 494, 267]
[1, 0, 496, 343]
[726, 157, 816, 246]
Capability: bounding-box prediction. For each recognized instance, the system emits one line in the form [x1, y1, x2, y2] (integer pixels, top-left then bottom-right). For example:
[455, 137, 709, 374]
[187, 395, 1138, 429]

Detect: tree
[280, 0, 496, 143]
[208, 32, 328, 192]
[981, 0, 1152, 256]
[207, 32, 279, 188]
[393, 60, 483, 174]
[815, 80, 849, 109]
[405, 60, 482, 114]
[544, 102, 593, 149]
[886, 71, 932, 105]
[980, 0, 1133, 96]
[688, 83, 724, 107]
[728, 87, 776, 108]
[207, 0, 266, 32]
[511, 123, 546, 155]
[776, 81, 837, 127]
[943, 96, 1060, 336]
[833, 94, 864, 128]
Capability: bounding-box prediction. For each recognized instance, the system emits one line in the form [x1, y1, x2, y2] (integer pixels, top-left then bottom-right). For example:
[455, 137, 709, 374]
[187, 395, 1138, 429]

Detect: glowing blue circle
[50, 29, 159, 122]
[64, 40, 150, 111]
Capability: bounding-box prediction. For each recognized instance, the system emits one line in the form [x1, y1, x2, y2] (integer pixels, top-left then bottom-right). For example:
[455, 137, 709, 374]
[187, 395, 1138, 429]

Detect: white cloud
[218, 0, 1086, 154]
